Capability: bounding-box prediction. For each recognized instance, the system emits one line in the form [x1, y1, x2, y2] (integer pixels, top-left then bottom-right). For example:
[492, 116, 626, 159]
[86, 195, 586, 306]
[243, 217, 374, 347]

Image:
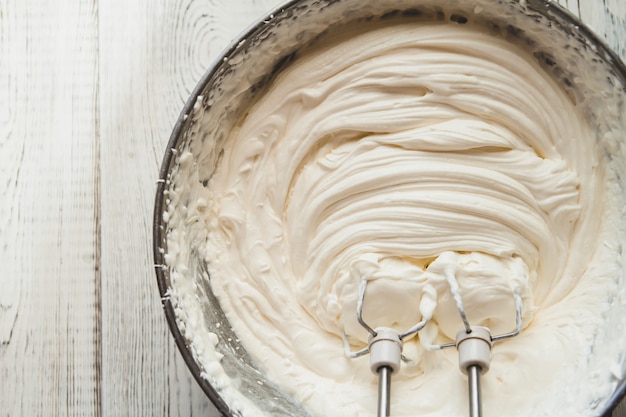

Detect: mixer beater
[344, 278, 432, 417]
[345, 268, 524, 417]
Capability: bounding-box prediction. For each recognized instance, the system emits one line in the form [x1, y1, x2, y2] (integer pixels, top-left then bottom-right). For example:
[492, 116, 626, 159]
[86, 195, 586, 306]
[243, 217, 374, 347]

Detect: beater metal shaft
[467, 364, 482, 417]
[377, 365, 392, 417]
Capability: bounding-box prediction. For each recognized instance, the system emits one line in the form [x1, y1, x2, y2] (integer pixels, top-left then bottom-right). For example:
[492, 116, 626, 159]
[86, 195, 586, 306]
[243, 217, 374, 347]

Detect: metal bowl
[154, 1, 626, 416]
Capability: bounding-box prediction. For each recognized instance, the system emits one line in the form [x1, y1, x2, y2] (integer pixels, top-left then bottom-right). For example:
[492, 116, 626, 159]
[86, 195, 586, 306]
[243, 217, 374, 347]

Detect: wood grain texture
[97, 0, 280, 416]
[0, 1, 624, 417]
[0, 1, 100, 416]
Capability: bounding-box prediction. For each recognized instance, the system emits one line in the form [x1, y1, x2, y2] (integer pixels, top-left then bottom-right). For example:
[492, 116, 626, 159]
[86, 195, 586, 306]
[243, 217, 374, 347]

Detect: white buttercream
[164, 19, 626, 417]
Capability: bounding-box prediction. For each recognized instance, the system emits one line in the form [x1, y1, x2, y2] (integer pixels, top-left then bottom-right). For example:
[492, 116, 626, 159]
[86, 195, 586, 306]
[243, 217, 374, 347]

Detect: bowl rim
[153, 1, 626, 416]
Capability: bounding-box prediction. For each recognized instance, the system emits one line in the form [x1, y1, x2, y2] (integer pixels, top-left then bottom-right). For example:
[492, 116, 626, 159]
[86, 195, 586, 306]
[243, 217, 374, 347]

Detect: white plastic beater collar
[368, 327, 403, 374]
[455, 326, 492, 375]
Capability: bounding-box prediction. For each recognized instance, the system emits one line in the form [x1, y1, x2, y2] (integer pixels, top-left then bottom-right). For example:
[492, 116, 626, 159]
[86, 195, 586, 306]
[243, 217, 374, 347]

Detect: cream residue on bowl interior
[164, 19, 626, 417]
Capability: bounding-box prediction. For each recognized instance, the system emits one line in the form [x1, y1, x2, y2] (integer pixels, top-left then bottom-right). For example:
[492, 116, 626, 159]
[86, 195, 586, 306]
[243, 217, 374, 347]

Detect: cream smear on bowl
[158, 2, 626, 417]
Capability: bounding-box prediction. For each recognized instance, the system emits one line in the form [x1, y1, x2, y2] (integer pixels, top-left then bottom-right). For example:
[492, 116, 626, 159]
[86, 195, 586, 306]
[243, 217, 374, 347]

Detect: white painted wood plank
[0, 1, 100, 416]
[97, 1, 280, 416]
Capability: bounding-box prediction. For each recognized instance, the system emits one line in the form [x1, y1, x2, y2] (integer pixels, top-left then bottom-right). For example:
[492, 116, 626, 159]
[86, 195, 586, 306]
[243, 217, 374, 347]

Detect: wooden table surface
[1, 1, 625, 416]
